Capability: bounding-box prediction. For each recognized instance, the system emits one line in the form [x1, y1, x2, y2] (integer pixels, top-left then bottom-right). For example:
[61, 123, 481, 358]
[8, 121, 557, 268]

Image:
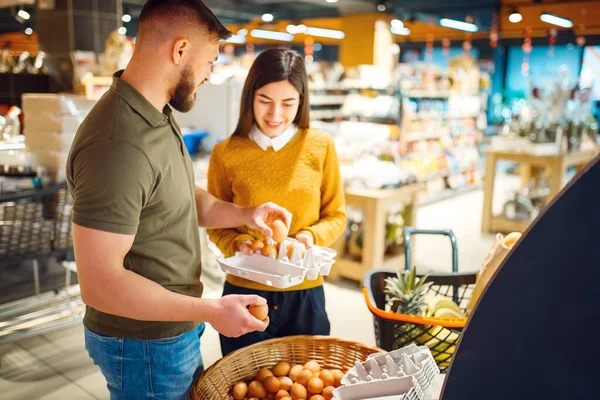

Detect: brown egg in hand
[251, 239, 265, 252]
[270, 219, 289, 243]
[249, 304, 269, 321]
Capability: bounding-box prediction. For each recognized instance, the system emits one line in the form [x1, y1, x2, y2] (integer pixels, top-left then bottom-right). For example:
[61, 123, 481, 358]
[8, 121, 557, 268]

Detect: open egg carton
[217, 238, 336, 288]
[331, 344, 440, 400]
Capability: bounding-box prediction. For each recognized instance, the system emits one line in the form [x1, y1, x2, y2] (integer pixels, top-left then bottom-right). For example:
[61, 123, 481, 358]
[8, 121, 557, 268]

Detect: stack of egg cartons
[22, 93, 96, 182]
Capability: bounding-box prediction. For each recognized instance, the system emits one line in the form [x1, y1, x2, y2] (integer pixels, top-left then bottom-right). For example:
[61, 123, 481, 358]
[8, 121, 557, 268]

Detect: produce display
[231, 360, 344, 400]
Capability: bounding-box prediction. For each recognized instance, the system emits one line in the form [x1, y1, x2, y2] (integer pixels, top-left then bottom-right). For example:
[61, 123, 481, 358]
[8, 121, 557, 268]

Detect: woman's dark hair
[233, 48, 310, 137]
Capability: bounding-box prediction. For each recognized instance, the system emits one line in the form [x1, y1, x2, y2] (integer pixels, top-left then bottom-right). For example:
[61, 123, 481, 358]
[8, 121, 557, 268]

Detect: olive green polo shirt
[66, 71, 202, 340]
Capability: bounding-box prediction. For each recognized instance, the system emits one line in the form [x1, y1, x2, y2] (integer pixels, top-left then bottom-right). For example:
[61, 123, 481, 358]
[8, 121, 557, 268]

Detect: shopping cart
[0, 182, 83, 344]
[363, 227, 476, 370]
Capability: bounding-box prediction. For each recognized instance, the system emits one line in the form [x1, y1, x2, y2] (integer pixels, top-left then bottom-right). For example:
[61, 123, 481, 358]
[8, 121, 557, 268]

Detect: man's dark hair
[138, 0, 231, 43]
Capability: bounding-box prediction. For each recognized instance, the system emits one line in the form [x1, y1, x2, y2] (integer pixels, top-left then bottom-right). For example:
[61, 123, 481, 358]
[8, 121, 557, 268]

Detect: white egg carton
[332, 344, 439, 400]
[217, 238, 336, 289]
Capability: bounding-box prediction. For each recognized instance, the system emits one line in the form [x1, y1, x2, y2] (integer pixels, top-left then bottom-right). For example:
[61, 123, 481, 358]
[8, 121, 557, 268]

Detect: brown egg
[262, 243, 277, 258]
[290, 383, 308, 400]
[272, 362, 291, 377]
[256, 368, 274, 382]
[275, 389, 291, 400]
[251, 239, 265, 252]
[321, 386, 335, 400]
[318, 370, 334, 387]
[270, 219, 289, 243]
[278, 376, 293, 391]
[307, 377, 324, 395]
[296, 369, 313, 387]
[310, 396, 326, 400]
[248, 398, 259, 400]
[280, 397, 292, 400]
[264, 376, 281, 394]
[286, 242, 305, 259]
[331, 370, 344, 387]
[304, 361, 321, 373]
[249, 304, 269, 321]
[249, 381, 267, 398]
[288, 365, 304, 382]
[267, 393, 275, 400]
[232, 381, 248, 400]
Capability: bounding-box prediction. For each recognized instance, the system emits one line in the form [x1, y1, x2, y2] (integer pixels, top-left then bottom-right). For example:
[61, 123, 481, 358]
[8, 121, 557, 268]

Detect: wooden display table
[328, 184, 424, 283]
[481, 148, 599, 234]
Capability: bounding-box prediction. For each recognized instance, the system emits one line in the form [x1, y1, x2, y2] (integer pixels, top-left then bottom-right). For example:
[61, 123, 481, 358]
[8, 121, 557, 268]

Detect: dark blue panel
[442, 155, 600, 399]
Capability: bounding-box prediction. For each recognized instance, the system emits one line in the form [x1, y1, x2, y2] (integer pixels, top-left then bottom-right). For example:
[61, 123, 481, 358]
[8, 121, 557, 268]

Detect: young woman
[207, 48, 346, 355]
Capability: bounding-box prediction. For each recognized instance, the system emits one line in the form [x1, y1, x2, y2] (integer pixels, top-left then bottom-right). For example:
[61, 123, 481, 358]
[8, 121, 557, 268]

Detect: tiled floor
[0, 178, 519, 399]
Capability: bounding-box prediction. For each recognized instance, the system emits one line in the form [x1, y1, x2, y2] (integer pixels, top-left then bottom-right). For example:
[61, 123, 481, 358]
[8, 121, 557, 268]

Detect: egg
[272, 362, 291, 377]
[318, 370, 334, 387]
[278, 376, 293, 391]
[232, 381, 248, 400]
[296, 369, 313, 386]
[286, 242, 305, 259]
[310, 396, 326, 400]
[262, 243, 277, 258]
[288, 365, 304, 382]
[275, 389, 290, 400]
[312, 371, 320, 378]
[251, 239, 265, 252]
[290, 383, 308, 400]
[280, 397, 292, 400]
[321, 386, 335, 400]
[264, 376, 281, 394]
[307, 377, 324, 395]
[249, 381, 267, 398]
[249, 304, 269, 321]
[304, 361, 321, 373]
[270, 219, 289, 243]
[256, 368, 274, 382]
[331, 370, 344, 387]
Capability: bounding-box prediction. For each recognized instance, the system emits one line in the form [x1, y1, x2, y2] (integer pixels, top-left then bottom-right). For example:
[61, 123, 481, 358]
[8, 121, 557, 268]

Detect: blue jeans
[84, 323, 205, 400]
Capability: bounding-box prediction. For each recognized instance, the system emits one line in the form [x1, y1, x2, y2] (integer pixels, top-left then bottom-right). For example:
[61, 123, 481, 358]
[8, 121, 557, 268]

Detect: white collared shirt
[249, 124, 298, 152]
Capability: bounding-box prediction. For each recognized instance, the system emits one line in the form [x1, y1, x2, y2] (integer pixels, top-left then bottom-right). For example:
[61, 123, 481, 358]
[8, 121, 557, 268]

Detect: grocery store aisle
[0, 180, 517, 399]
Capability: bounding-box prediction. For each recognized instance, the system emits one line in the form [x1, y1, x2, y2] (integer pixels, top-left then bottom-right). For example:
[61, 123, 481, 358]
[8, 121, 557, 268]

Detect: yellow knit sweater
[207, 128, 346, 291]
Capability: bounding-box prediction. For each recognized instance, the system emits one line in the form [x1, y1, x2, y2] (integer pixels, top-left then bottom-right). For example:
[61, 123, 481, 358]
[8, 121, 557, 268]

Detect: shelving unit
[327, 184, 424, 284]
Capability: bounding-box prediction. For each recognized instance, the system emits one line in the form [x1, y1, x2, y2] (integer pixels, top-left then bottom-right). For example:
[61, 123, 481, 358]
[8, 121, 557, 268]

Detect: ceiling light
[250, 29, 293, 42]
[377, 4, 386, 12]
[262, 13, 274, 22]
[122, 14, 132, 23]
[540, 13, 573, 28]
[287, 24, 298, 34]
[118, 27, 127, 35]
[391, 26, 411, 36]
[297, 24, 307, 33]
[314, 43, 323, 51]
[226, 34, 246, 44]
[24, 27, 32, 35]
[237, 28, 248, 37]
[305, 27, 345, 39]
[440, 18, 479, 32]
[509, 11, 522, 23]
[326, 0, 338, 3]
[391, 19, 404, 28]
[17, 10, 30, 20]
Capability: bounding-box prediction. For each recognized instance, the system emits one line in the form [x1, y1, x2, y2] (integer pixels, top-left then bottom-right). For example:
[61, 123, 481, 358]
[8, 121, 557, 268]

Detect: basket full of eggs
[190, 335, 383, 400]
[217, 220, 337, 289]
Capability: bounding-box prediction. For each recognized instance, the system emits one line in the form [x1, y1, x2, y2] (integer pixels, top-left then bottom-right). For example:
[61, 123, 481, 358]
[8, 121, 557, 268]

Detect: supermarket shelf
[311, 95, 348, 106]
[404, 91, 451, 99]
[416, 165, 481, 183]
[410, 112, 479, 121]
[489, 216, 531, 234]
[311, 109, 343, 120]
[419, 181, 483, 205]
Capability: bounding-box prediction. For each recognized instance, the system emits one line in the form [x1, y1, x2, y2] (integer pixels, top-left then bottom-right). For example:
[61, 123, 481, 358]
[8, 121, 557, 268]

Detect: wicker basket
[190, 335, 383, 400]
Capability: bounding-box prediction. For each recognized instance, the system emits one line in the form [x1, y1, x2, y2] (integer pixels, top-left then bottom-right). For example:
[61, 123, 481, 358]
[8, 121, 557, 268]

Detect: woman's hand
[238, 240, 255, 255]
[295, 232, 314, 249]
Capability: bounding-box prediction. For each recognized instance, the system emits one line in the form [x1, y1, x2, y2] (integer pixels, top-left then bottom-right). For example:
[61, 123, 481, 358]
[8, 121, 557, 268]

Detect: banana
[434, 307, 466, 319]
[425, 295, 465, 317]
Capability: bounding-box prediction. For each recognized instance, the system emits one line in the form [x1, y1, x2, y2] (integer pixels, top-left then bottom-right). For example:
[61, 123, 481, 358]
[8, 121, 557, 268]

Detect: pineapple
[384, 265, 432, 315]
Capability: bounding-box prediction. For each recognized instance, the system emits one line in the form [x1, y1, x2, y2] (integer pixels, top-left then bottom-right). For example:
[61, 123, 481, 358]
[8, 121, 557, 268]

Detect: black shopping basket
[363, 227, 476, 370]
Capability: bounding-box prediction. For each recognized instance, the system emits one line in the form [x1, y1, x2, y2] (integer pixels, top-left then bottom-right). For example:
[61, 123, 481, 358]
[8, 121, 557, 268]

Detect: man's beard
[169, 66, 197, 113]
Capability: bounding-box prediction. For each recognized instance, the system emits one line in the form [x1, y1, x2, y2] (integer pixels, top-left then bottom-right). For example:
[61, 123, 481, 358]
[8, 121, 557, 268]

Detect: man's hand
[206, 295, 269, 338]
[241, 202, 292, 238]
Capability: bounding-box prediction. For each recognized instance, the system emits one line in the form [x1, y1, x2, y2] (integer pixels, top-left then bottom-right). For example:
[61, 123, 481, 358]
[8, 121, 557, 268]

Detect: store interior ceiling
[0, 0, 525, 35]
